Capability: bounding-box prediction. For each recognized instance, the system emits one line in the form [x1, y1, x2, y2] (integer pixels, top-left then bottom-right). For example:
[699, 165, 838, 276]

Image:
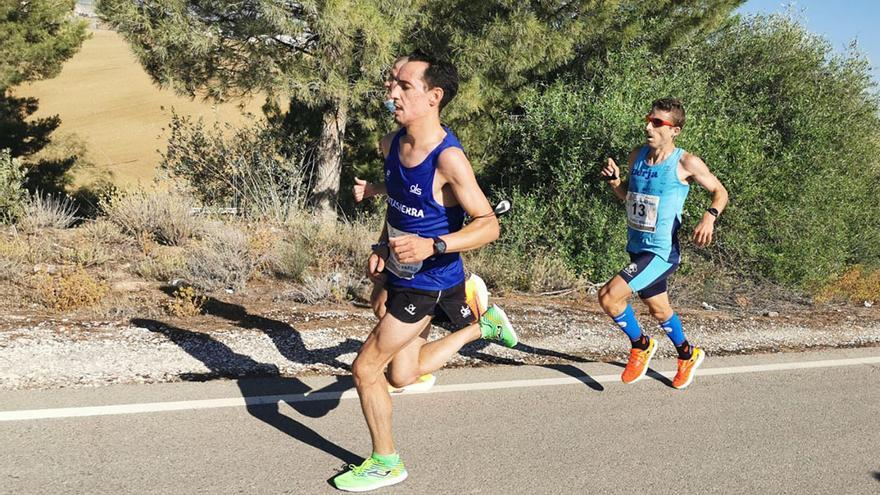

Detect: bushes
[161, 113, 311, 222]
[103, 189, 201, 246]
[491, 14, 880, 288]
[0, 149, 25, 223]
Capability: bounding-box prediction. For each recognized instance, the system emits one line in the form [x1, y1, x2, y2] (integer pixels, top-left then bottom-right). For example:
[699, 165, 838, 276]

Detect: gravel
[2, 301, 879, 390]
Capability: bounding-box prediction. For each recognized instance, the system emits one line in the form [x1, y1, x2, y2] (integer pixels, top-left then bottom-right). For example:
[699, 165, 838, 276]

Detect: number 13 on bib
[626, 191, 660, 233]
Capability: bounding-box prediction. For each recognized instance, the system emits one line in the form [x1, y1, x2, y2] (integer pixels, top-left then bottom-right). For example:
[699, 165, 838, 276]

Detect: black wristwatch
[432, 237, 447, 255]
[706, 207, 720, 218]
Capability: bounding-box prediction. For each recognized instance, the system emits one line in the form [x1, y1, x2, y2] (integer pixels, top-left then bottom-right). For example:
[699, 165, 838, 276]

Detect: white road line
[2, 355, 879, 422]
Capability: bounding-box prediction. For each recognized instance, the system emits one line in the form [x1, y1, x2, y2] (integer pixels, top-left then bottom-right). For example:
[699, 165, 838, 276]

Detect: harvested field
[13, 28, 265, 187]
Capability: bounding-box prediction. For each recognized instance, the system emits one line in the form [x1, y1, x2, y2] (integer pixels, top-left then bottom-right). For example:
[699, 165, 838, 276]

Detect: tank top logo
[409, 184, 423, 196]
[387, 196, 425, 218]
[631, 165, 660, 180]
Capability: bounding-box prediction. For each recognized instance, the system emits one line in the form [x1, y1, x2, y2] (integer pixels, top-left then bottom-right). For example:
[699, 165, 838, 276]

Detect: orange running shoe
[672, 347, 705, 390]
[621, 337, 658, 384]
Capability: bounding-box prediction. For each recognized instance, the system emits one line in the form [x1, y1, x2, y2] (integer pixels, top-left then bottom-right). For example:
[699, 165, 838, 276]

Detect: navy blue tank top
[383, 128, 466, 290]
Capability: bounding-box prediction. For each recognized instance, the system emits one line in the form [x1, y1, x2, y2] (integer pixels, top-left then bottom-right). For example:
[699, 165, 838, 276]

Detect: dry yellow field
[13, 28, 265, 187]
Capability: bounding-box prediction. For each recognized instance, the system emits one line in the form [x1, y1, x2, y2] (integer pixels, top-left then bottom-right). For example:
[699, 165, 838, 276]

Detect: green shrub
[491, 14, 880, 287]
[0, 149, 26, 223]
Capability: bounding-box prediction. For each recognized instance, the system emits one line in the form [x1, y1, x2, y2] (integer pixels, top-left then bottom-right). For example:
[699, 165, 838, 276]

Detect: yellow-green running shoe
[333, 456, 407, 492]
[388, 373, 436, 394]
[479, 304, 517, 348]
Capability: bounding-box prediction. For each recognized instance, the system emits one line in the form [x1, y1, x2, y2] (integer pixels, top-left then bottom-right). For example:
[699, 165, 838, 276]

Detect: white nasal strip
[626, 191, 660, 233]
[385, 224, 423, 279]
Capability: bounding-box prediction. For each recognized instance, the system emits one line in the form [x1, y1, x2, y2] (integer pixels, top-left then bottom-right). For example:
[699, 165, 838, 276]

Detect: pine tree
[411, 0, 744, 167]
[0, 0, 89, 158]
[97, 0, 425, 219]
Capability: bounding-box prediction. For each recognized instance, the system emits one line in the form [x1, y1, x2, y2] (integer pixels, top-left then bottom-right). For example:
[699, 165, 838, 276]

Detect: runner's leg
[370, 279, 388, 319]
[386, 322, 431, 389]
[352, 313, 431, 455]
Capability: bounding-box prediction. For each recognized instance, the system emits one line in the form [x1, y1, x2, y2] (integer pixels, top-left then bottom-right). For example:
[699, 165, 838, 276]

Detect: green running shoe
[480, 304, 518, 348]
[333, 456, 408, 492]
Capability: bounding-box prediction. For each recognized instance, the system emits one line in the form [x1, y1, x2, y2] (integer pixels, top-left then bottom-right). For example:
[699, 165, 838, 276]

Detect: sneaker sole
[335, 471, 408, 492]
[388, 374, 436, 394]
[624, 339, 658, 384]
[674, 349, 706, 390]
[492, 305, 518, 348]
[467, 274, 489, 316]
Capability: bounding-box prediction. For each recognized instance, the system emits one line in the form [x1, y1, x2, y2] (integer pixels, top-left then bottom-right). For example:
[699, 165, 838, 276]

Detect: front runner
[353, 53, 492, 394]
[599, 97, 728, 390]
[333, 53, 517, 492]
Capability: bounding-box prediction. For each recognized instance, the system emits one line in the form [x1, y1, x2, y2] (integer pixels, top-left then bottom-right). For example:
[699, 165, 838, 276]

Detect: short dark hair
[406, 51, 459, 111]
[651, 98, 685, 128]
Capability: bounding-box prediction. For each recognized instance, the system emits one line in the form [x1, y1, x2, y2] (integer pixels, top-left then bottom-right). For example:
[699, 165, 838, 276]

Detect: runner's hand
[353, 177, 370, 203]
[389, 235, 434, 264]
[602, 158, 621, 187]
[366, 253, 385, 282]
[693, 214, 716, 247]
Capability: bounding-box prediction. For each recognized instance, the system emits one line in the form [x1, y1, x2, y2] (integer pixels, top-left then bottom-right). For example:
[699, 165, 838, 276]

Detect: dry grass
[164, 285, 206, 317]
[33, 266, 109, 311]
[17, 194, 79, 231]
[814, 266, 880, 304]
[14, 29, 264, 187]
[136, 245, 187, 282]
[104, 189, 202, 246]
[284, 272, 363, 304]
[183, 222, 258, 291]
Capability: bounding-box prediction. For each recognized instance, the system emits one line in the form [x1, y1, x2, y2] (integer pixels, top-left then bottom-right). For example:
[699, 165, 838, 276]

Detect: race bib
[626, 192, 660, 233]
[385, 224, 423, 279]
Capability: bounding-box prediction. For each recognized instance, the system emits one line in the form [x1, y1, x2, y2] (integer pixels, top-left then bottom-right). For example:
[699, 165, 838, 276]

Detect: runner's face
[644, 109, 680, 148]
[389, 61, 442, 125]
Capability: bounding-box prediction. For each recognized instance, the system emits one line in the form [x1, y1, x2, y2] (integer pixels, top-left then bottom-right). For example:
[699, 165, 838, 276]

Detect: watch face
[434, 239, 446, 254]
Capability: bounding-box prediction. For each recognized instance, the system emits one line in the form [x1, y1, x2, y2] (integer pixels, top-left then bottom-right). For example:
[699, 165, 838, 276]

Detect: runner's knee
[352, 355, 383, 387]
[649, 307, 673, 321]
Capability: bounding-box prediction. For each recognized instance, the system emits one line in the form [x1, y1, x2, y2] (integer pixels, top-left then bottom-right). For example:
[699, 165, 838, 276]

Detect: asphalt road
[2, 347, 879, 494]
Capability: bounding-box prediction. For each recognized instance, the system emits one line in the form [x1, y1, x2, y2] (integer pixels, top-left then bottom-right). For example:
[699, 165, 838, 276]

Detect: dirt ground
[2, 273, 879, 391]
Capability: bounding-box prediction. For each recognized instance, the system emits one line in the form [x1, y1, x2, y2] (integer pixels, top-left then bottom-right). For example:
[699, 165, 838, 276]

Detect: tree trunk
[310, 98, 348, 221]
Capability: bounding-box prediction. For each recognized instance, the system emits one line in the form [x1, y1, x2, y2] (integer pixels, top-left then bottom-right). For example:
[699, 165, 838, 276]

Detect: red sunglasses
[644, 115, 677, 127]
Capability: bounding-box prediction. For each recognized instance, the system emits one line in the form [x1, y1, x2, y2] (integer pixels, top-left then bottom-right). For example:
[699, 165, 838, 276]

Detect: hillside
[13, 28, 265, 187]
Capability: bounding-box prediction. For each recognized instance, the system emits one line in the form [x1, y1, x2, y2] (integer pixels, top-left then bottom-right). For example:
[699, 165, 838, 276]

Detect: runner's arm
[681, 153, 728, 247]
[603, 148, 639, 201]
[353, 132, 396, 202]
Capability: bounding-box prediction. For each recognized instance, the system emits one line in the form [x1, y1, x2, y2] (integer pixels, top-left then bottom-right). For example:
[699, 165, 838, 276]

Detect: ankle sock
[371, 452, 400, 467]
[632, 334, 650, 350]
[676, 341, 693, 360]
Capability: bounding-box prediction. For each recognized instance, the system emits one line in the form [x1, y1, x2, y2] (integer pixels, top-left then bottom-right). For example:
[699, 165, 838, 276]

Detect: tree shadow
[131, 318, 361, 465]
[200, 296, 363, 376]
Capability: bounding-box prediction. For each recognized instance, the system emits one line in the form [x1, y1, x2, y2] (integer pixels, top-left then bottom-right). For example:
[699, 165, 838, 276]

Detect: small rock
[764, 311, 780, 317]
[865, 301, 873, 308]
[701, 302, 716, 311]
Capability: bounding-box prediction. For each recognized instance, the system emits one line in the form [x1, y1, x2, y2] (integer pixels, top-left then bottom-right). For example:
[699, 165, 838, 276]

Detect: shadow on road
[606, 360, 674, 387]
[872, 471, 880, 482]
[131, 318, 361, 465]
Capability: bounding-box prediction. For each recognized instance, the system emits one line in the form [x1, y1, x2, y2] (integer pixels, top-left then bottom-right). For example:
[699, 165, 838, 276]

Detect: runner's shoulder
[679, 151, 707, 171]
[436, 146, 471, 176]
